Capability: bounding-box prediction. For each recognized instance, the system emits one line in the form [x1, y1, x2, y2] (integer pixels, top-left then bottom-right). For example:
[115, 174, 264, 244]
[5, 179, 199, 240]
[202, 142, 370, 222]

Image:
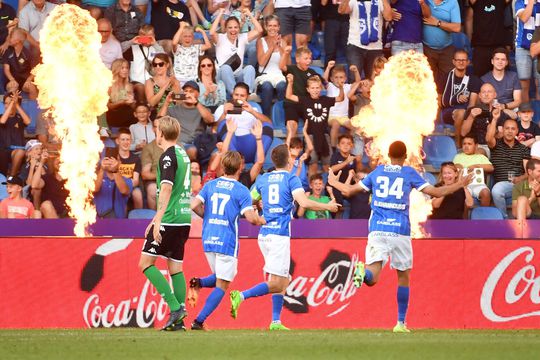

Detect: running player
[328, 141, 472, 332]
[138, 116, 192, 331]
[188, 151, 266, 330]
[229, 144, 340, 330]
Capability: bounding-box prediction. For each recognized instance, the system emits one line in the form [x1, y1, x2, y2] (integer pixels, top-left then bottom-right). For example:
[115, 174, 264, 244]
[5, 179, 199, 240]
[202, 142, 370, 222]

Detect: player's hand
[258, 215, 266, 225]
[459, 171, 474, 187]
[327, 199, 342, 213]
[392, 8, 402, 21]
[153, 221, 162, 244]
[328, 169, 341, 186]
[145, 221, 153, 238]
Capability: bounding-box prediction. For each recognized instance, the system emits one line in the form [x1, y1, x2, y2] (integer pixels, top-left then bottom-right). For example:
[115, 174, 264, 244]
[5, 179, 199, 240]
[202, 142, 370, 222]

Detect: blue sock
[272, 294, 284, 322]
[364, 269, 374, 284]
[241, 282, 269, 300]
[195, 287, 225, 323]
[397, 286, 410, 323]
[200, 274, 216, 288]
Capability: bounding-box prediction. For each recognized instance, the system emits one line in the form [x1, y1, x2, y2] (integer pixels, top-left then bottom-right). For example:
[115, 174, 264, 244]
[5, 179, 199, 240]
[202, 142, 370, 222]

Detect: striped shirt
[490, 139, 530, 183]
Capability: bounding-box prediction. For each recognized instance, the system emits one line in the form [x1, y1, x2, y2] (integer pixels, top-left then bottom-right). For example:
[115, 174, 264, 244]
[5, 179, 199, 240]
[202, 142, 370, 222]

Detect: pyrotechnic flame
[33, 5, 112, 236]
[351, 51, 438, 238]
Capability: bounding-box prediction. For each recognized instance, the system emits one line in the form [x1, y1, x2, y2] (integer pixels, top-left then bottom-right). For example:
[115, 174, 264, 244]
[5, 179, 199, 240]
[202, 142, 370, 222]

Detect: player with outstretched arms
[229, 144, 340, 330]
[188, 151, 266, 330]
[138, 116, 192, 331]
[328, 141, 472, 332]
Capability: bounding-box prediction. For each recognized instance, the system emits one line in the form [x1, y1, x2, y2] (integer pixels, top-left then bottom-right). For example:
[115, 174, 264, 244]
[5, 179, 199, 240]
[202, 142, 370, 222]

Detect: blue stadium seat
[263, 137, 284, 170]
[452, 32, 472, 57]
[311, 66, 325, 78]
[248, 101, 262, 113]
[128, 209, 157, 219]
[423, 135, 457, 170]
[531, 100, 540, 124]
[21, 100, 40, 135]
[470, 206, 504, 220]
[271, 100, 286, 133]
[422, 172, 437, 186]
[0, 173, 7, 201]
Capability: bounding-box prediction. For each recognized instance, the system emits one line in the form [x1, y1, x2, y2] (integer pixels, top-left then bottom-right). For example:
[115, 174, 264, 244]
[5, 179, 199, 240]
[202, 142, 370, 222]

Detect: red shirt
[0, 197, 34, 219]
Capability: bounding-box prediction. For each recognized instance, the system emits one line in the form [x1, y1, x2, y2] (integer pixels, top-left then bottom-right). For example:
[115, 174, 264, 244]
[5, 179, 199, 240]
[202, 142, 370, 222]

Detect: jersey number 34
[375, 176, 404, 199]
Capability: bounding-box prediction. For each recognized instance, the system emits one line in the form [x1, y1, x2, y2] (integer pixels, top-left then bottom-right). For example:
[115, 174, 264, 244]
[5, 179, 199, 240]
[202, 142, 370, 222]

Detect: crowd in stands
[2, 0, 540, 221]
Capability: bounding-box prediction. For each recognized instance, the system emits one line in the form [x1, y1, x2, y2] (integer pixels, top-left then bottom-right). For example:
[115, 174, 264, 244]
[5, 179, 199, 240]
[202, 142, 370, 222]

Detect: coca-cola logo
[481, 246, 540, 322]
[285, 250, 358, 316]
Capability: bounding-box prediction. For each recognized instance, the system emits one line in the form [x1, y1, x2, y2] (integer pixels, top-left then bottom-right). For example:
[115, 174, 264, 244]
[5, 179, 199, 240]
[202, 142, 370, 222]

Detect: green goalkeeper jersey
[156, 145, 191, 226]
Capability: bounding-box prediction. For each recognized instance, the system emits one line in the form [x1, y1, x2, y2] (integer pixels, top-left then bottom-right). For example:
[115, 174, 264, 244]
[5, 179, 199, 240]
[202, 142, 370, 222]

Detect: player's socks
[364, 269, 374, 285]
[200, 274, 217, 288]
[171, 272, 187, 307]
[397, 286, 409, 323]
[241, 282, 270, 300]
[143, 266, 180, 311]
[271, 294, 284, 322]
[195, 287, 225, 323]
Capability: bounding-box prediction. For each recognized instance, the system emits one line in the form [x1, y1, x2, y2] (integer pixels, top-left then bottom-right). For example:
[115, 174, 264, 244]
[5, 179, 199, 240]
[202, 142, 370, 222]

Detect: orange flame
[351, 51, 438, 237]
[33, 5, 112, 236]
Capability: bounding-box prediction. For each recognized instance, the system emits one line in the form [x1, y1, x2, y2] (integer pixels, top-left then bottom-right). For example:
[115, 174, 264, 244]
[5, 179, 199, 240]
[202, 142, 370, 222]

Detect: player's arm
[190, 196, 205, 218]
[421, 173, 473, 198]
[293, 190, 340, 212]
[244, 208, 266, 225]
[327, 169, 364, 197]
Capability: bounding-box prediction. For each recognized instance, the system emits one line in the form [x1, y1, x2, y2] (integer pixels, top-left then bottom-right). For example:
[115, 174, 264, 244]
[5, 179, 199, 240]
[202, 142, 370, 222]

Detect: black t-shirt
[0, 4, 16, 45]
[0, 114, 25, 148]
[441, 72, 482, 108]
[330, 151, 357, 183]
[238, 170, 253, 189]
[284, 65, 322, 103]
[464, 105, 492, 144]
[320, 1, 349, 21]
[18, 162, 48, 183]
[41, 173, 69, 216]
[517, 121, 540, 142]
[2, 47, 32, 83]
[118, 152, 142, 180]
[299, 95, 335, 156]
[151, 0, 191, 40]
[430, 188, 466, 219]
[471, 0, 508, 47]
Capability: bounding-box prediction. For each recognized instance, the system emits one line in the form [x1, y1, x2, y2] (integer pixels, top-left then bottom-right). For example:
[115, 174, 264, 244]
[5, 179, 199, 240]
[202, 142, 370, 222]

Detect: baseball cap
[2, 176, 24, 187]
[519, 102, 534, 112]
[182, 80, 200, 92]
[25, 139, 42, 152]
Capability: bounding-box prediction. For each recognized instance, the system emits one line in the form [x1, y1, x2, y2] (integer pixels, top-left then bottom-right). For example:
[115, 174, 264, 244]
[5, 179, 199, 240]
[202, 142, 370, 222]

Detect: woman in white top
[255, 14, 287, 116]
[210, 7, 263, 98]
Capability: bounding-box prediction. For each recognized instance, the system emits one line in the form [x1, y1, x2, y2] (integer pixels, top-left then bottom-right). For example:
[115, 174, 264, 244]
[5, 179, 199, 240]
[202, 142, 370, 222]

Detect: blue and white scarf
[358, 0, 380, 45]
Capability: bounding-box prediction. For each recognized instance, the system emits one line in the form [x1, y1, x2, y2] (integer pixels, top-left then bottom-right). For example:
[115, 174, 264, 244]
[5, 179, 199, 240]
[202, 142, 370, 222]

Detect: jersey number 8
[268, 184, 280, 204]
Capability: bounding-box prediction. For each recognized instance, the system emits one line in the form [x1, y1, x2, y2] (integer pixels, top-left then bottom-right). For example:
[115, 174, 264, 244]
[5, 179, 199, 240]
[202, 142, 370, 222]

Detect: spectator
[338, 0, 392, 80]
[172, 23, 211, 84]
[105, 0, 144, 46]
[196, 55, 227, 112]
[190, 160, 202, 195]
[215, 82, 273, 163]
[469, 0, 510, 78]
[107, 58, 136, 128]
[430, 161, 473, 219]
[124, 25, 165, 102]
[3, 28, 38, 99]
[210, 8, 263, 99]
[31, 154, 69, 218]
[286, 74, 343, 175]
[20, 139, 47, 208]
[158, 80, 214, 160]
[512, 158, 540, 221]
[141, 118, 163, 210]
[115, 128, 143, 209]
[255, 14, 287, 117]
[441, 49, 481, 144]
[514, 0, 540, 103]
[18, 0, 57, 67]
[151, 0, 191, 42]
[297, 173, 334, 219]
[0, 175, 37, 218]
[453, 133, 493, 207]
[389, 0, 430, 55]
[207, 0, 234, 29]
[274, 0, 312, 49]
[94, 155, 133, 219]
[487, 116, 531, 218]
[230, 0, 260, 67]
[516, 102, 540, 148]
[0, 92, 31, 176]
[98, 18, 122, 70]
[129, 103, 155, 154]
[0, 2, 16, 56]
[145, 53, 181, 112]
[481, 48, 522, 115]
[286, 124, 313, 191]
[320, 0, 350, 65]
[421, 0, 461, 92]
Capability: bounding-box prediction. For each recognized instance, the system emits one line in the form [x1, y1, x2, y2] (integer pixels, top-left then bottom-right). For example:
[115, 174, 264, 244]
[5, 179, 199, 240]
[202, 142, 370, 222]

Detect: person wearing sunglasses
[144, 53, 181, 113]
[196, 55, 227, 112]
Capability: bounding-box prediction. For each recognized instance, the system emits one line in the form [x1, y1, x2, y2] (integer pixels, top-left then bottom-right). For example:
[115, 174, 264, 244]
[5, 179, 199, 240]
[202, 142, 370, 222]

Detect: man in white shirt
[97, 18, 122, 69]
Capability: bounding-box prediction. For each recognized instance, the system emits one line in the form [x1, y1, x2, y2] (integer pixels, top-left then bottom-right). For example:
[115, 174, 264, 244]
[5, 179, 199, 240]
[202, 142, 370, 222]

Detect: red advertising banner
[0, 237, 539, 329]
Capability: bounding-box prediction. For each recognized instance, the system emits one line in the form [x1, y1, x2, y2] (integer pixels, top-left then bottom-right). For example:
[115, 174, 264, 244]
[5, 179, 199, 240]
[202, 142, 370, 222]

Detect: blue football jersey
[360, 165, 429, 236]
[197, 177, 253, 257]
[256, 170, 304, 237]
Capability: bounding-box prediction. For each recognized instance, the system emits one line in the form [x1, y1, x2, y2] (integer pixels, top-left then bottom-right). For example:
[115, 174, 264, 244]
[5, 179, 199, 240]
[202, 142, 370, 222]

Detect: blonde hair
[306, 75, 322, 87]
[110, 58, 131, 99]
[158, 116, 180, 141]
[221, 151, 243, 175]
[295, 46, 312, 58]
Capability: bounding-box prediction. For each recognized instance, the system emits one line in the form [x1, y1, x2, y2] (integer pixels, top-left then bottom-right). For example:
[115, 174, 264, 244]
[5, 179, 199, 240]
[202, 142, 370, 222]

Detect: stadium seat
[311, 66, 325, 78]
[0, 173, 7, 201]
[470, 206, 504, 220]
[271, 100, 286, 135]
[421, 172, 437, 186]
[532, 100, 540, 124]
[21, 100, 40, 135]
[128, 209, 157, 219]
[263, 137, 284, 170]
[452, 32, 472, 57]
[423, 135, 457, 170]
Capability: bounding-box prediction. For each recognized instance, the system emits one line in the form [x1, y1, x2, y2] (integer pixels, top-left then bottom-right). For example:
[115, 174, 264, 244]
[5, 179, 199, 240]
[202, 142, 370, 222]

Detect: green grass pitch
[1, 329, 539, 359]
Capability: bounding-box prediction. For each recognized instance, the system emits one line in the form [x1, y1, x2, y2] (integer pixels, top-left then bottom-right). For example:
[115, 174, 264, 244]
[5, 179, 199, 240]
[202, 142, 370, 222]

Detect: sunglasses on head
[152, 62, 165, 68]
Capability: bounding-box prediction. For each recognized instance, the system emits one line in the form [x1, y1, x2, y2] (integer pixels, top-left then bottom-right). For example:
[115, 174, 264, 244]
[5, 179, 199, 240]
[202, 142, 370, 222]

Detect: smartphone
[105, 147, 119, 159]
[173, 93, 186, 101]
[137, 36, 152, 45]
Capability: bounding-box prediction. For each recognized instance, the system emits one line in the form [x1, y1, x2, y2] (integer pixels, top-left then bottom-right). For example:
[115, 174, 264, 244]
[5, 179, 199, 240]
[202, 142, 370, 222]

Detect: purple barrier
[0, 219, 536, 239]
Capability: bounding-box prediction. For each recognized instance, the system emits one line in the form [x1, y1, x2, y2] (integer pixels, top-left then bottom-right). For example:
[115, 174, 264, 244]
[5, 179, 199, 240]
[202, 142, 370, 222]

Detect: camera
[479, 109, 492, 119]
[228, 100, 244, 115]
[173, 93, 186, 101]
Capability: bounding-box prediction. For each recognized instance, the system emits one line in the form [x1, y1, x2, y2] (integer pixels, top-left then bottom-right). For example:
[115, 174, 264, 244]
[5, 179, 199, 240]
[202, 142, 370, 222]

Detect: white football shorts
[205, 252, 238, 282]
[365, 231, 413, 271]
[258, 234, 290, 277]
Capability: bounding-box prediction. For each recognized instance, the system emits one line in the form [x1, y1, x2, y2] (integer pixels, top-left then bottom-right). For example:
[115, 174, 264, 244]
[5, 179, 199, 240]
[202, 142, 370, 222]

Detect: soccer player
[188, 151, 266, 330]
[229, 144, 340, 330]
[328, 141, 472, 332]
[138, 116, 192, 331]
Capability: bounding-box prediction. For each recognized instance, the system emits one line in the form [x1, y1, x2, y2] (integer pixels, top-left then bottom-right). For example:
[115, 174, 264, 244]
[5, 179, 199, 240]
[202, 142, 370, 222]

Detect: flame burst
[351, 51, 438, 237]
[33, 5, 112, 236]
